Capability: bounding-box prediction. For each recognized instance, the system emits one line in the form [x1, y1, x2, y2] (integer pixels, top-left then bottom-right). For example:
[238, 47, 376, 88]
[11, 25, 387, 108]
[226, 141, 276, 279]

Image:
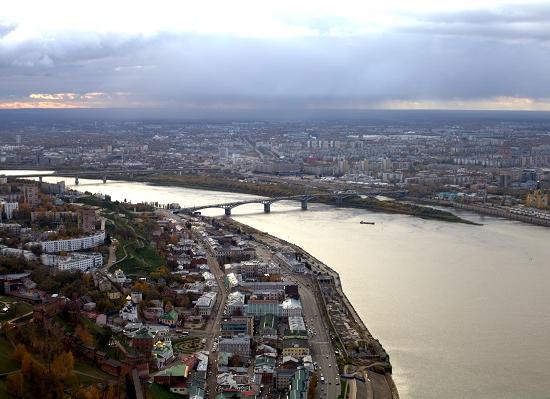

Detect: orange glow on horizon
[0, 101, 87, 109]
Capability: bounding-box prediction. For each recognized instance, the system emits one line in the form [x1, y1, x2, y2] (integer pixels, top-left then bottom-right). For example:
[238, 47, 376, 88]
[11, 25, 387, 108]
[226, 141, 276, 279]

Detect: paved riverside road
[245, 234, 340, 399]
[289, 274, 339, 399]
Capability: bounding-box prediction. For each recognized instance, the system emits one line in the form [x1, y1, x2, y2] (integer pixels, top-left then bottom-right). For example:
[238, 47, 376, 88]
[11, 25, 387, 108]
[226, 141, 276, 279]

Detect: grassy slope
[0, 337, 18, 374]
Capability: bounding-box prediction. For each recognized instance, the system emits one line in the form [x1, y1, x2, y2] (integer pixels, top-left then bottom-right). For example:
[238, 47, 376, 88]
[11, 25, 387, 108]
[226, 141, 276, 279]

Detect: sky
[1, 0, 550, 111]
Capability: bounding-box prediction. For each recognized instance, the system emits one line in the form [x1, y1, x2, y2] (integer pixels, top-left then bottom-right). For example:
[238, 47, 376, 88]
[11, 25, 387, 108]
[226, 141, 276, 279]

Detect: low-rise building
[152, 338, 174, 369]
[221, 316, 254, 338]
[195, 291, 217, 317]
[219, 335, 251, 359]
[288, 316, 306, 333]
[153, 363, 189, 386]
[159, 309, 179, 327]
[288, 368, 310, 398]
[226, 291, 245, 315]
[41, 252, 103, 272]
[275, 368, 296, 391]
[282, 337, 310, 359]
[120, 301, 138, 322]
[276, 251, 306, 273]
[132, 327, 155, 353]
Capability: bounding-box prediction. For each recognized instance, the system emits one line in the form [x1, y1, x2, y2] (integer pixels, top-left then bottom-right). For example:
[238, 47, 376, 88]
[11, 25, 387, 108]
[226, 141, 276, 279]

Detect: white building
[288, 316, 306, 332]
[41, 231, 106, 253]
[152, 338, 174, 369]
[195, 291, 217, 317]
[120, 300, 139, 322]
[0, 246, 36, 261]
[281, 298, 303, 317]
[131, 292, 143, 303]
[275, 252, 306, 274]
[111, 269, 128, 284]
[226, 291, 245, 315]
[0, 201, 18, 220]
[41, 252, 103, 272]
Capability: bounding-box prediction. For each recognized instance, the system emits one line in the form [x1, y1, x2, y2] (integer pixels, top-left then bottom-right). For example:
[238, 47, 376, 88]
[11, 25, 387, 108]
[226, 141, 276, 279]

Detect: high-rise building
[0, 201, 19, 220]
[15, 134, 21, 145]
[20, 185, 39, 208]
[78, 208, 97, 234]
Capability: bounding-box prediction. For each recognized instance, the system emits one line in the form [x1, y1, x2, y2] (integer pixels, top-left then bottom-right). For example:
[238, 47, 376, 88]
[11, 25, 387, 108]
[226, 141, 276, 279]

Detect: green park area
[172, 337, 203, 354]
[0, 297, 33, 323]
[150, 382, 183, 399]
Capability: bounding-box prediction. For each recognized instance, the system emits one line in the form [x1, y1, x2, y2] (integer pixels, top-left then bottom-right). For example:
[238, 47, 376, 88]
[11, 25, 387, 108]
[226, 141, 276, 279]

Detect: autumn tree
[74, 385, 102, 399]
[228, 354, 242, 367]
[13, 344, 28, 362]
[51, 351, 74, 380]
[6, 372, 24, 397]
[20, 352, 33, 376]
[75, 324, 94, 347]
[105, 384, 118, 399]
[307, 373, 318, 399]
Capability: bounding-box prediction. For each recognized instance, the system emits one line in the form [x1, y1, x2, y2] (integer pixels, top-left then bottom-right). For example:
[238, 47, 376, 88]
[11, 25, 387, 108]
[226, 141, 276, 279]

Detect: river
[5, 171, 550, 399]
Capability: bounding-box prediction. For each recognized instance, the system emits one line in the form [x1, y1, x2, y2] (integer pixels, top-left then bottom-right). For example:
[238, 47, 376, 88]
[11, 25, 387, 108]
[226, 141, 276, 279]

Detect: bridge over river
[174, 192, 359, 215]
[3, 167, 211, 185]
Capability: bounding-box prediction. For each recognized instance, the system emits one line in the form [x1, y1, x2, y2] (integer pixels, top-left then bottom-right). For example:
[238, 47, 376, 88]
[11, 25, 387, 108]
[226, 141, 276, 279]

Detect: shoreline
[220, 216, 400, 399]
[414, 197, 550, 228]
[1, 168, 479, 225]
[97, 173, 478, 225]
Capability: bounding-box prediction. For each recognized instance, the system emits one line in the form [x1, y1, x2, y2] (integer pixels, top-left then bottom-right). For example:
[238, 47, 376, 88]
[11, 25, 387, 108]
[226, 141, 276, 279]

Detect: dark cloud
[1, 27, 550, 107]
[422, 4, 550, 24]
[0, 23, 16, 38]
[403, 4, 550, 42]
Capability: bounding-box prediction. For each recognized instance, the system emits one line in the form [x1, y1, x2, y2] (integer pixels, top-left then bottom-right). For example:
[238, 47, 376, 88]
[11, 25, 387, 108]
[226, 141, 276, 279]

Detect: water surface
[7, 172, 550, 399]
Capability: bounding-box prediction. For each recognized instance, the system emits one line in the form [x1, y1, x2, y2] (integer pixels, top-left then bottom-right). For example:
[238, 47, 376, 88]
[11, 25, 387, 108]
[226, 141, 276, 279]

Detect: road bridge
[173, 192, 358, 215]
[3, 167, 211, 185]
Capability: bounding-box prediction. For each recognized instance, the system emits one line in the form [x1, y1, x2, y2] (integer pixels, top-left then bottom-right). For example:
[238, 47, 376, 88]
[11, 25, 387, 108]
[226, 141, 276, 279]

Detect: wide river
[5, 171, 550, 399]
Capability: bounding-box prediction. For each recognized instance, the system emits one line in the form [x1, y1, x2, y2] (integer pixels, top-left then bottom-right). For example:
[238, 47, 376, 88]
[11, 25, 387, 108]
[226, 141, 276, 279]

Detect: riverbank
[414, 197, 550, 227]
[221, 217, 399, 399]
[22, 173, 550, 398]
[121, 173, 477, 225]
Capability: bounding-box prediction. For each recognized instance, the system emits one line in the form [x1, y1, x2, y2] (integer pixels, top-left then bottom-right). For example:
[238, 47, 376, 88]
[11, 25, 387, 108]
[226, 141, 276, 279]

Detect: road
[250, 239, 339, 399]
[293, 274, 339, 399]
[200, 242, 228, 398]
[159, 210, 228, 398]
[161, 214, 366, 399]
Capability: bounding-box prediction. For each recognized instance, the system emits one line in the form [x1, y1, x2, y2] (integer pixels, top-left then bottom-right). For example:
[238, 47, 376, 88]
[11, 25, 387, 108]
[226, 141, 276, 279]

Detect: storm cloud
[1, 2, 550, 109]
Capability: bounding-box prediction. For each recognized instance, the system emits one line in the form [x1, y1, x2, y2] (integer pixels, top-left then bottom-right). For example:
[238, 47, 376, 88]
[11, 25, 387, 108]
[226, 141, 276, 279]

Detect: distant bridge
[173, 192, 359, 216]
[3, 168, 210, 185]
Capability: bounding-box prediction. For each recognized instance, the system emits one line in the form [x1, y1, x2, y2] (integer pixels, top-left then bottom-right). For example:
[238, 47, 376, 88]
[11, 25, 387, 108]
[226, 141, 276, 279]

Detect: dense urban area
[1, 113, 550, 399]
[2, 114, 550, 223]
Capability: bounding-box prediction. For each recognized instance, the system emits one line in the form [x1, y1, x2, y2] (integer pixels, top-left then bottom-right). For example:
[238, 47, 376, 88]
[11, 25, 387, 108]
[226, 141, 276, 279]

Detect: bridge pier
[38, 176, 43, 187]
[335, 196, 343, 207]
[263, 203, 271, 213]
[301, 199, 308, 210]
[224, 208, 232, 216]
[75, 176, 79, 185]
[102, 175, 107, 183]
